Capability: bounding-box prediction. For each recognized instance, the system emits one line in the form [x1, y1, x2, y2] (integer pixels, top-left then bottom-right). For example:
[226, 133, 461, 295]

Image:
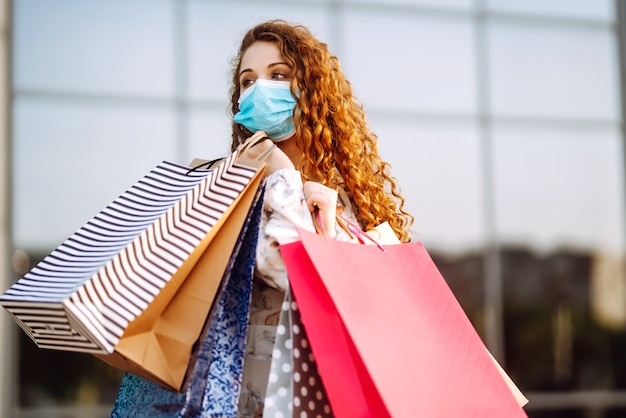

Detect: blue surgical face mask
[233, 79, 297, 142]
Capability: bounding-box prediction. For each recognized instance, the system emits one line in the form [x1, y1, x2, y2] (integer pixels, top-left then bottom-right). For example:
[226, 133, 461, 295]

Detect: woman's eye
[240, 78, 255, 89]
[272, 72, 289, 80]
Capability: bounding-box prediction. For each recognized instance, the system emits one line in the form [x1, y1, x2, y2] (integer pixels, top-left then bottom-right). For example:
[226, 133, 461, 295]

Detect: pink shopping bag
[280, 228, 527, 418]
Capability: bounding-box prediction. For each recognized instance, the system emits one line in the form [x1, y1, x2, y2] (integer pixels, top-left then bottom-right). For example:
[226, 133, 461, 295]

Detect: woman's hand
[303, 181, 338, 239]
[241, 134, 295, 177]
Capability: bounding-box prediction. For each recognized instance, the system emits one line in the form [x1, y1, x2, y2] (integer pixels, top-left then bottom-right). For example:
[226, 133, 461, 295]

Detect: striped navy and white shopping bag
[0, 150, 264, 364]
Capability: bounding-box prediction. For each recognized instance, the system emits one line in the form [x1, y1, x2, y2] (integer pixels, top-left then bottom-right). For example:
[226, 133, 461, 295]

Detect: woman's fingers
[303, 181, 337, 211]
[303, 181, 338, 238]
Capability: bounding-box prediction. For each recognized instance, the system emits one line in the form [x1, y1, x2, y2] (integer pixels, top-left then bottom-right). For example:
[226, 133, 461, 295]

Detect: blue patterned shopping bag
[110, 186, 263, 418]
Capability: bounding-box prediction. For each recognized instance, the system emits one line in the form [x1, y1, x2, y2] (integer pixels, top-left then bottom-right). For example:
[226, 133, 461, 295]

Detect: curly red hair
[229, 20, 413, 242]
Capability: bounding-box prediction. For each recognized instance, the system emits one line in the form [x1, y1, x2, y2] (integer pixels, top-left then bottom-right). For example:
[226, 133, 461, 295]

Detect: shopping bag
[110, 188, 263, 417]
[97, 152, 265, 391]
[280, 227, 528, 418]
[0, 138, 268, 391]
[345, 220, 528, 407]
[262, 285, 332, 418]
[262, 289, 294, 417]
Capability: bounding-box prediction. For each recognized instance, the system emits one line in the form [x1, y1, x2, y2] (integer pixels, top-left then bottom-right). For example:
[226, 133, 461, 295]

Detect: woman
[230, 20, 413, 417]
[111, 19, 413, 417]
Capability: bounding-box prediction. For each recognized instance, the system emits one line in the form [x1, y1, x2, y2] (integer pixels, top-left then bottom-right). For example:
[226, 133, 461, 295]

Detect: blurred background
[0, 0, 624, 416]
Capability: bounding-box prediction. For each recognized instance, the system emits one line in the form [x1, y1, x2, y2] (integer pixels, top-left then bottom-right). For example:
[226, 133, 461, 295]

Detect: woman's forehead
[241, 41, 285, 69]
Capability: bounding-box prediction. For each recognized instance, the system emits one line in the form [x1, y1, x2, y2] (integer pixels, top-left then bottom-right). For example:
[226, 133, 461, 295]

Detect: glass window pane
[12, 98, 177, 251]
[368, 114, 485, 252]
[347, 0, 472, 10]
[492, 123, 624, 254]
[488, 22, 619, 121]
[14, 0, 175, 96]
[343, 10, 477, 114]
[487, 0, 614, 21]
[187, 106, 233, 163]
[494, 123, 626, 393]
[187, 1, 331, 101]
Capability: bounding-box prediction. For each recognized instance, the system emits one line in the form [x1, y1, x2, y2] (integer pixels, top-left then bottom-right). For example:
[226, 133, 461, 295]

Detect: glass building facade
[3, 0, 626, 416]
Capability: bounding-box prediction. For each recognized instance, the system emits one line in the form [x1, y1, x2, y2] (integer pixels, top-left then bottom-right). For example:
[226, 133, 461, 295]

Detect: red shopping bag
[280, 228, 527, 418]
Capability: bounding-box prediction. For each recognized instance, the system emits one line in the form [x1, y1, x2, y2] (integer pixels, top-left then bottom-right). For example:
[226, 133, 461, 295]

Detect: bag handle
[336, 214, 387, 252]
[249, 141, 276, 162]
[313, 210, 386, 252]
[186, 157, 223, 174]
[186, 132, 274, 175]
[312, 207, 329, 242]
[236, 131, 273, 157]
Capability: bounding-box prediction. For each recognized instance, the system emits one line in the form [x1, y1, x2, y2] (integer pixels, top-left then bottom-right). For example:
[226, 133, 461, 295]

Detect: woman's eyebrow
[268, 61, 289, 68]
[239, 62, 290, 78]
